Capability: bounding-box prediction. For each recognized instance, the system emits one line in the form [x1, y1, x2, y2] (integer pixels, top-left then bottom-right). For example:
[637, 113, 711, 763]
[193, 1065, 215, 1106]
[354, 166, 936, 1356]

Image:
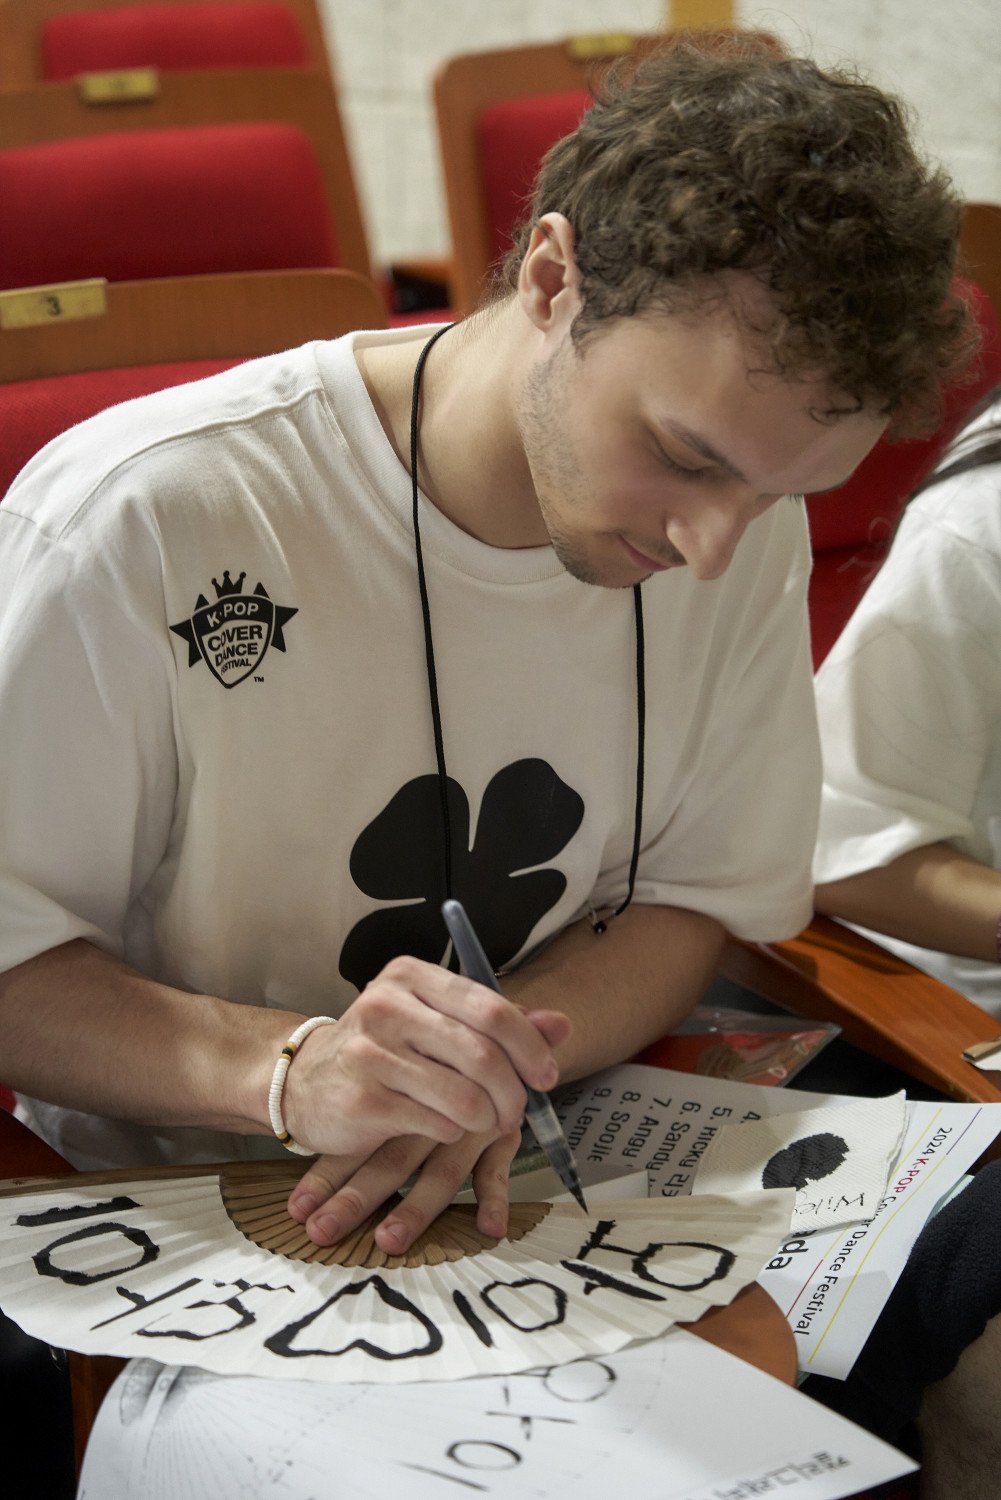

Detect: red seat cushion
[808, 544, 887, 670]
[0, 1088, 13, 1113]
[0, 123, 339, 288]
[479, 89, 591, 266]
[0, 359, 241, 498]
[42, 3, 309, 77]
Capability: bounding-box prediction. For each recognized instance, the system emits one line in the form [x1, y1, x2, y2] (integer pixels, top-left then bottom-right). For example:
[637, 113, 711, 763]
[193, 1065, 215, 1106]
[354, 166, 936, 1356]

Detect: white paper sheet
[760, 1101, 999, 1377]
[554, 1063, 1001, 1377]
[693, 1093, 908, 1233]
[969, 1047, 1001, 1072]
[77, 1334, 916, 1500]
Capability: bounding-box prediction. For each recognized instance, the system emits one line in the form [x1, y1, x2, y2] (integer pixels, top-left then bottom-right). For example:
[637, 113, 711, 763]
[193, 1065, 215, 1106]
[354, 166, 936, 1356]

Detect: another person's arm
[817, 842, 1001, 962]
[814, 427, 1001, 982]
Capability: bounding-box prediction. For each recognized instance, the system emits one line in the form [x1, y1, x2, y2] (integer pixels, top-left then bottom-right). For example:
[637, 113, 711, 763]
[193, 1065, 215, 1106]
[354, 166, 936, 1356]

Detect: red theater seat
[0, 268, 387, 481]
[42, 1, 309, 76]
[478, 88, 591, 271]
[0, 123, 340, 290]
[0, 0, 332, 88]
[0, 69, 373, 284]
[0, 123, 340, 289]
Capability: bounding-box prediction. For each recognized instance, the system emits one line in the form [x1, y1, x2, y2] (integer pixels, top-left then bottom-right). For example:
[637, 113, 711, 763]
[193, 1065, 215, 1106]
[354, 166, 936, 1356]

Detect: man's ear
[518, 213, 581, 331]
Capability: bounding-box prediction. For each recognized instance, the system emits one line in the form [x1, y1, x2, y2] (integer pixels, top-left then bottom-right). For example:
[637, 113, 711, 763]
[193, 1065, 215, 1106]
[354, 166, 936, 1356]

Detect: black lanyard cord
[410, 321, 457, 900]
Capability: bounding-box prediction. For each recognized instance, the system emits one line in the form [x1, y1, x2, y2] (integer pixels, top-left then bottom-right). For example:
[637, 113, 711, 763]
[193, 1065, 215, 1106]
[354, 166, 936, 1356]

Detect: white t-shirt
[0, 326, 820, 1166]
[814, 400, 1001, 1014]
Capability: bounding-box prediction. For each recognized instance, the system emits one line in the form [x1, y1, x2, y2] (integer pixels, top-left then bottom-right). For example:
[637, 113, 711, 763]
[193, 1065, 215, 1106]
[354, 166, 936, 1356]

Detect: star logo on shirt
[170, 570, 298, 688]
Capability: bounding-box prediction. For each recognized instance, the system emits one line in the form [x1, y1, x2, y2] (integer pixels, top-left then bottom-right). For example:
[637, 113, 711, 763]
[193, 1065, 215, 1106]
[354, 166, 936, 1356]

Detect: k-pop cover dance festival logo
[170, 569, 298, 688]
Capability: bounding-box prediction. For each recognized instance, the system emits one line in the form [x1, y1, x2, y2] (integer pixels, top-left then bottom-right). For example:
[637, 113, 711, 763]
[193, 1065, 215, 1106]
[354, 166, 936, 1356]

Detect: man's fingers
[289, 1137, 434, 1246]
[290, 1128, 522, 1256]
[375, 1129, 521, 1254]
[280, 959, 572, 1166]
[286, 1152, 368, 1225]
[469, 1130, 522, 1239]
[526, 1009, 573, 1051]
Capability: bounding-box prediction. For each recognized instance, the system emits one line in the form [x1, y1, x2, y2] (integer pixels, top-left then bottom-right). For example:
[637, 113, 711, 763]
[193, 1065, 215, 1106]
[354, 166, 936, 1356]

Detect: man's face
[513, 291, 888, 587]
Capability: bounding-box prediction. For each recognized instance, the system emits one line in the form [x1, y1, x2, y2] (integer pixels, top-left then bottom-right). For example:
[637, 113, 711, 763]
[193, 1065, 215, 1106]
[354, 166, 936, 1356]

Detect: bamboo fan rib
[219, 1165, 550, 1268]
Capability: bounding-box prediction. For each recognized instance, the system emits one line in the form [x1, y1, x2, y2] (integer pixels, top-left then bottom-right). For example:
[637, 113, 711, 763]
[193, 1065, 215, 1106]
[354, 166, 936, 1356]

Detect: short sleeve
[815, 489, 1001, 882]
[0, 505, 177, 973]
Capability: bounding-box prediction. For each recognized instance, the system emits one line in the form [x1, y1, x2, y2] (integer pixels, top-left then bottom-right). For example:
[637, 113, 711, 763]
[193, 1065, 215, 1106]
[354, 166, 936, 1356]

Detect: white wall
[741, 2, 1001, 207]
[319, 0, 1001, 268]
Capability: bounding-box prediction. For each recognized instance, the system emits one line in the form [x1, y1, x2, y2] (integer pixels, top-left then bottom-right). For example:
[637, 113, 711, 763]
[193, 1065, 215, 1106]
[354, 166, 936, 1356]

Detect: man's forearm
[0, 939, 298, 1133]
[501, 902, 725, 1081]
[816, 843, 1001, 963]
[0, 905, 724, 1137]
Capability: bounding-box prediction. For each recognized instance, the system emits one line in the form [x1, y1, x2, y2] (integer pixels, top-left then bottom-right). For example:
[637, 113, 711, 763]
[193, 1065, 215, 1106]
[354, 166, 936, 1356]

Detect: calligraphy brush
[441, 899, 588, 1213]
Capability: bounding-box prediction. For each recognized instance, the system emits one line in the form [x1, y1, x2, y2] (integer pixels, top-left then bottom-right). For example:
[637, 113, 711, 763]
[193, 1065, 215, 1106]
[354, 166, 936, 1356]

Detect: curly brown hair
[501, 36, 975, 435]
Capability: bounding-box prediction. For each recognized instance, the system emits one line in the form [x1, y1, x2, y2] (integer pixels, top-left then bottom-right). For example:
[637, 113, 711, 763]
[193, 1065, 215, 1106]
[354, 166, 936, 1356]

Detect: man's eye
[655, 446, 710, 479]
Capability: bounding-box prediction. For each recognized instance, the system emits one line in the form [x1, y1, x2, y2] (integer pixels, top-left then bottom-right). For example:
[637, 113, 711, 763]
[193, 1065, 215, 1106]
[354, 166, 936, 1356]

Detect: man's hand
[287, 1126, 525, 1253]
[279, 954, 570, 1250]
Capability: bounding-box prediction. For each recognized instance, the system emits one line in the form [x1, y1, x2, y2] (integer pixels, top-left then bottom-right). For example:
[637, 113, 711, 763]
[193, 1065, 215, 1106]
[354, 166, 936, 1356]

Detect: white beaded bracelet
[267, 1015, 336, 1156]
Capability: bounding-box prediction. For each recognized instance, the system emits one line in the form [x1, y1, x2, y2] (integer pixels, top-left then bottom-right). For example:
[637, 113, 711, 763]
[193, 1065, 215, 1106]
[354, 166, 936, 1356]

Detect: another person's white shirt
[0, 327, 821, 1166]
[815, 400, 1001, 1015]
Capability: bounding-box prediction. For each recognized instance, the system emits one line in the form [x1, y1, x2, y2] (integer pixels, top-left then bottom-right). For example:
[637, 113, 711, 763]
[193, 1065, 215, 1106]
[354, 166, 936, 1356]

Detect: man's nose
[668, 496, 761, 581]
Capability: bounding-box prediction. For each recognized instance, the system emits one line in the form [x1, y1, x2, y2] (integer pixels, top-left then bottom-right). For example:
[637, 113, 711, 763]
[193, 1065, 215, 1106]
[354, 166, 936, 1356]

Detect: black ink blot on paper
[762, 1132, 850, 1192]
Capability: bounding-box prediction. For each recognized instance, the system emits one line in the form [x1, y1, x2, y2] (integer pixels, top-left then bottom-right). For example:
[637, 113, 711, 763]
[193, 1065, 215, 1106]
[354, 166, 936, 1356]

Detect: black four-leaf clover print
[338, 758, 585, 990]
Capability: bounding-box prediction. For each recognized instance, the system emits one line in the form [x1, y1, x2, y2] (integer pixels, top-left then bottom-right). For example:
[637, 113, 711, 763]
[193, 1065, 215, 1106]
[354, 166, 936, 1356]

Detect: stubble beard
[516, 349, 642, 590]
[545, 519, 645, 588]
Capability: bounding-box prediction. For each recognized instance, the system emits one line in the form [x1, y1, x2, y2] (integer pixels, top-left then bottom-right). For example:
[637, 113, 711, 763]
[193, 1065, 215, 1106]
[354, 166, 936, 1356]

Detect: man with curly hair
[0, 36, 981, 1492]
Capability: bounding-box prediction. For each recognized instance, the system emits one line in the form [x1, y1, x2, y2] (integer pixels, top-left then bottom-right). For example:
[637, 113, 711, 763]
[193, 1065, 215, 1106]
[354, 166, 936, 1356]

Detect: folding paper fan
[0, 1161, 793, 1383]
